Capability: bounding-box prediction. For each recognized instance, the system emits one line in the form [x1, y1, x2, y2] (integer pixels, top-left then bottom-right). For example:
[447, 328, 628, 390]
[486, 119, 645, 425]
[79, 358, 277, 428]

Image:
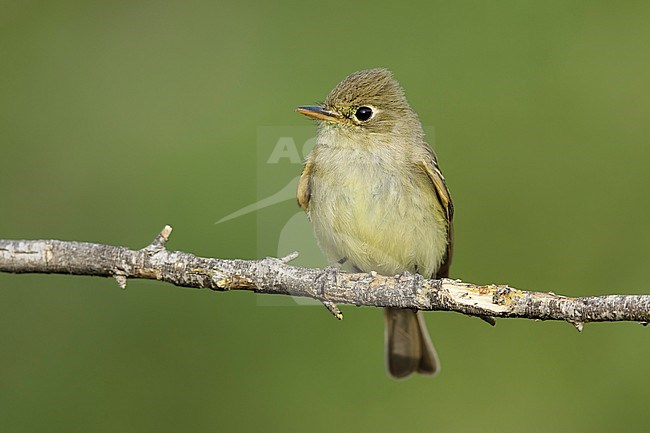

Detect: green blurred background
[1, 1, 650, 432]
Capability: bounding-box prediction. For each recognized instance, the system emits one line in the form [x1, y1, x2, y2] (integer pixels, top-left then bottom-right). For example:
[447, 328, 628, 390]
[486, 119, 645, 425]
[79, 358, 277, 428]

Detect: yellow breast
[308, 144, 448, 277]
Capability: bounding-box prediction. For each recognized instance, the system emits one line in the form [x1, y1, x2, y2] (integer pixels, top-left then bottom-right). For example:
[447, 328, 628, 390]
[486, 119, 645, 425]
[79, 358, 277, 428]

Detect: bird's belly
[309, 167, 447, 277]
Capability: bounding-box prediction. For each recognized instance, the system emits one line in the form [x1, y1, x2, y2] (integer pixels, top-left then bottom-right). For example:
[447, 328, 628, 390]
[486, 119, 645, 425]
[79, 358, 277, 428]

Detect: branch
[1, 226, 649, 330]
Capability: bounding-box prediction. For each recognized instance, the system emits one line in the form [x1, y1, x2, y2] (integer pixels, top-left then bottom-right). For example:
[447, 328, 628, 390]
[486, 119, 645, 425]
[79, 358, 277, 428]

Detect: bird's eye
[354, 106, 373, 122]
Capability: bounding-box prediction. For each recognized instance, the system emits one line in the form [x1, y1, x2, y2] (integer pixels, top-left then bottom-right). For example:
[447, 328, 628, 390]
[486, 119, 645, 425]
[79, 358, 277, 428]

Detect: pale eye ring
[354, 106, 374, 121]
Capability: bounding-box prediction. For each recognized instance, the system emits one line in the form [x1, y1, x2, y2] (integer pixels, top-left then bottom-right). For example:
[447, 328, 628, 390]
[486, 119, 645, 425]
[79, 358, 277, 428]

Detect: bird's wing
[296, 157, 313, 211]
[418, 149, 454, 278]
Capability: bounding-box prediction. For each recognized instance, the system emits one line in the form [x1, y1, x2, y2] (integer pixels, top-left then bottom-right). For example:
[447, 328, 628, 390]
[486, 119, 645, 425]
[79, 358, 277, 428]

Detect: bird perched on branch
[296, 68, 454, 378]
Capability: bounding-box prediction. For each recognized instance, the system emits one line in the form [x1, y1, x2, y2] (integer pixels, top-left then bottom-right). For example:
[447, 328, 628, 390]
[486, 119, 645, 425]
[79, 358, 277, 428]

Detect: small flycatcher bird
[296, 68, 454, 379]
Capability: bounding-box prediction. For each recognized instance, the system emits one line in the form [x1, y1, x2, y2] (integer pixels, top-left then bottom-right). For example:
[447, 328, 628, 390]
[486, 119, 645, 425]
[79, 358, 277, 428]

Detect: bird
[296, 68, 453, 379]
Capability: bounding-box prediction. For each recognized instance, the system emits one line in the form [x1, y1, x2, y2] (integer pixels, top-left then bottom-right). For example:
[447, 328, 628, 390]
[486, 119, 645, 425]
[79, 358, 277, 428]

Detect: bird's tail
[384, 307, 439, 379]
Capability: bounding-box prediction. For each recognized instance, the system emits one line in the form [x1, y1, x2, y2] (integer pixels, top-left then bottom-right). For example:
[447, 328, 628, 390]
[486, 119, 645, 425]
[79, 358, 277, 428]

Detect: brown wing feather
[297, 158, 313, 211]
[418, 152, 454, 279]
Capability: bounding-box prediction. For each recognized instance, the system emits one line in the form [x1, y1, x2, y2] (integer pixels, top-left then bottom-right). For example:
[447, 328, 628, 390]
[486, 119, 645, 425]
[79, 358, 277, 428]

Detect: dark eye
[355, 106, 373, 121]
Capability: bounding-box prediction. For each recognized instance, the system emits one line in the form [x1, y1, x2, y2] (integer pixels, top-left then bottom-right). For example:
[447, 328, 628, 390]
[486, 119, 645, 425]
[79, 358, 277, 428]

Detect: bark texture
[1, 226, 649, 328]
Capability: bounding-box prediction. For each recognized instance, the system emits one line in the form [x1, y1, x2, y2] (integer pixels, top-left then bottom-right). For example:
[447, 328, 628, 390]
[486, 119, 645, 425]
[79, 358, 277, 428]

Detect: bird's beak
[296, 105, 342, 122]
